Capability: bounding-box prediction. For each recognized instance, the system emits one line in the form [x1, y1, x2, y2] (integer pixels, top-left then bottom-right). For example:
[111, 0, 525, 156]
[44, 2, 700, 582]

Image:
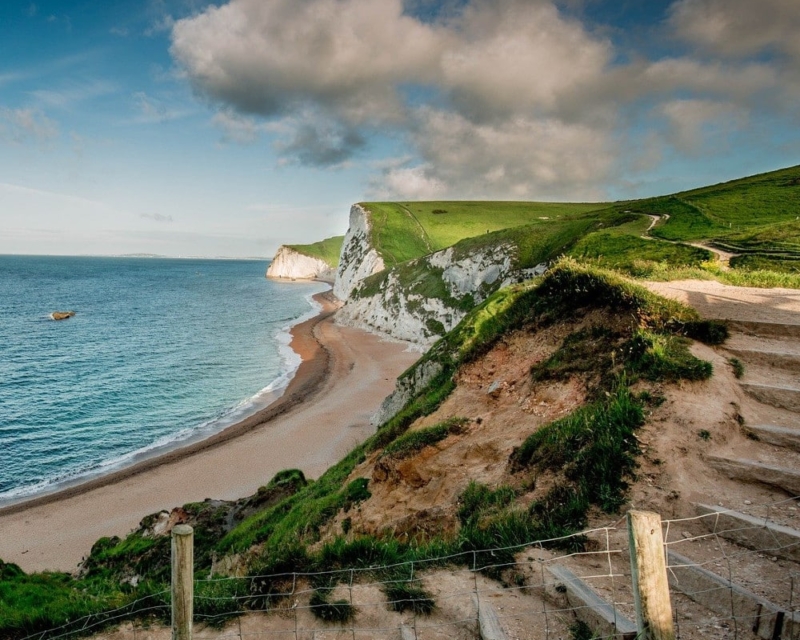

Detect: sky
[1, 0, 799, 257]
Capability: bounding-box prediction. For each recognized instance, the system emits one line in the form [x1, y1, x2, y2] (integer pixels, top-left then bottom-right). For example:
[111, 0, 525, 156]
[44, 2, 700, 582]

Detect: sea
[0, 255, 328, 506]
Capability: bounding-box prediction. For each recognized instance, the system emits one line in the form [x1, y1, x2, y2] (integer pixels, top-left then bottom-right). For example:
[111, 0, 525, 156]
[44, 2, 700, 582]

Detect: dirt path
[644, 279, 800, 325]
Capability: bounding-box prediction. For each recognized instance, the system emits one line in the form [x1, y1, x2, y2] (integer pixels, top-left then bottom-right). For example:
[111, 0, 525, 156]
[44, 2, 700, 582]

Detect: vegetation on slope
[9, 165, 799, 635]
[642, 165, 800, 243]
[357, 165, 800, 290]
[361, 201, 604, 267]
[286, 235, 344, 268]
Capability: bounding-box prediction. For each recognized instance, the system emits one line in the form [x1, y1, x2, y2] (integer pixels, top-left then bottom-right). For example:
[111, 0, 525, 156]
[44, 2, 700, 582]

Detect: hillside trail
[399, 203, 433, 253]
[643, 213, 740, 268]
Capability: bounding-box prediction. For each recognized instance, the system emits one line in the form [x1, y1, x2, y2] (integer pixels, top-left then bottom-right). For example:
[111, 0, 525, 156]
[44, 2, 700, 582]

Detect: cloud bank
[170, 0, 800, 199]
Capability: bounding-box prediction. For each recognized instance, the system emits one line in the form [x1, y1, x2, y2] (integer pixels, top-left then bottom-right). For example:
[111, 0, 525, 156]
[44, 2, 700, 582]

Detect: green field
[634, 165, 800, 247]
[287, 236, 344, 268]
[362, 201, 605, 267]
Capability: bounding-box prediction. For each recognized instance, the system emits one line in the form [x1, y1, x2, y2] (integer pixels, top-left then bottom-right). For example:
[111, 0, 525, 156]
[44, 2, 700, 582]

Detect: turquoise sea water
[0, 255, 327, 505]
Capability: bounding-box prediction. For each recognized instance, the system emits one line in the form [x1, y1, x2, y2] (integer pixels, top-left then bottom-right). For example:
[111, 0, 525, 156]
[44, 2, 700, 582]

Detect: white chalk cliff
[333, 204, 385, 300]
[332, 204, 547, 348]
[267, 246, 335, 282]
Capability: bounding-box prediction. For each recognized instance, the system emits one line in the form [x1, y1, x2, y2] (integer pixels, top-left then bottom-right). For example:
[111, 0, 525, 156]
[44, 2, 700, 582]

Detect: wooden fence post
[628, 511, 674, 640]
[172, 524, 194, 640]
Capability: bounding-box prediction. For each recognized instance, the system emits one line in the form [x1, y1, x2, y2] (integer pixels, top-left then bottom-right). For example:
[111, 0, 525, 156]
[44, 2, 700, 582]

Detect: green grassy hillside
[287, 236, 344, 268]
[633, 165, 800, 248]
[359, 165, 800, 284]
[362, 201, 604, 267]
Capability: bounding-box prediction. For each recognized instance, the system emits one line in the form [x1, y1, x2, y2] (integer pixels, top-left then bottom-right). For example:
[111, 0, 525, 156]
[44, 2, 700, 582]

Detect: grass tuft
[384, 580, 436, 614]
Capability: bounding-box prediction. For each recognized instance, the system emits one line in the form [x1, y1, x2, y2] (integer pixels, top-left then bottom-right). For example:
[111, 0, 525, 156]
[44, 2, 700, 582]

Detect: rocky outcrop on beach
[51, 311, 76, 320]
[267, 246, 335, 282]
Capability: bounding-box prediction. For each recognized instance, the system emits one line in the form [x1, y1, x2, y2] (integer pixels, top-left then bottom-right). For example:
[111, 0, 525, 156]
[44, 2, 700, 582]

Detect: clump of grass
[530, 326, 622, 388]
[729, 357, 745, 379]
[457, 482, 518, 527]
[512, 385, 644, 514]
[698, 430, 711, 441]
[570, 620, 599, 640]
[247, 545, 311, 610]
[625, 330, 713, 382]
[384, 580, 436, 614]
[193, 579, 247, 627]
[683, 320, 728, 345]
[381, 417, 467, 460]
[309, 590, 355, 623]
[637, 391, 666, 407]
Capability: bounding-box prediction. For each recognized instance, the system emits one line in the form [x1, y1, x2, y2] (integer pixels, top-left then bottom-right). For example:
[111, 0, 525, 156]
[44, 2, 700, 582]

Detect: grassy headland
[357, 164, 800, 288]
[286, 236, 344, 268]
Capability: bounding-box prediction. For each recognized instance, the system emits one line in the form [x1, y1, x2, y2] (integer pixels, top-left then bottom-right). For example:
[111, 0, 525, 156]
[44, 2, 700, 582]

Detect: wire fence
[15, 495, 800, 640]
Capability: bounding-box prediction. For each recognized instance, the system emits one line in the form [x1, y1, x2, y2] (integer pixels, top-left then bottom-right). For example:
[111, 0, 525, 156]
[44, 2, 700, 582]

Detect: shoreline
[0, 290, 338, 517]
[0, 292, 418, 571]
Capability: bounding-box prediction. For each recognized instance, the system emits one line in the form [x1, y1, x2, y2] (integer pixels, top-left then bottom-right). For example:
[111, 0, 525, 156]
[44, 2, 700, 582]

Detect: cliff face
[267, 246, 335, 282]
[335, 233, 546, 348]
[333, 204, 385, 300]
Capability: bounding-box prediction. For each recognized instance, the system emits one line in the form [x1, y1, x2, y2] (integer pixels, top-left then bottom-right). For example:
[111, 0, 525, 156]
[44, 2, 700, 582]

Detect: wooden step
[472, 594, 509, 640]
[744, 424, 800, 453]
[695, 504, 800, 563]
[545, 565, 637, 639]
[707, 455, 800, 495]
[740, 382, 800, 412]
[667, 550, 786, 640]
[725, 332, 800, 356]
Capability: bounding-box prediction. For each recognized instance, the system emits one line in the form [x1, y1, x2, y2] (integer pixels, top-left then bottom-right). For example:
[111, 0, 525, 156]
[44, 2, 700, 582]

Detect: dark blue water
[0, 255, 327, 504]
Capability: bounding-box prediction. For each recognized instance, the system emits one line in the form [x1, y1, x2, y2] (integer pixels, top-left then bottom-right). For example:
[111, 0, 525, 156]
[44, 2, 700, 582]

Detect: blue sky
[1, 0, 799, 257]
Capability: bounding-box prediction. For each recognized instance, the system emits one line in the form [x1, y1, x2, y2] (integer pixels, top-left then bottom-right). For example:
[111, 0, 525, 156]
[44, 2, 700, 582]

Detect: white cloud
[373, 108, 613, 200]
[659, 99, 748, 155]
[30, 79, 116, 110]
[439, 0, 611, 118]
[132, 91, 192, 123]
[171, 0, 441, 124]
[140, 212, 174, 222]
[669, 0, 800, 60]
[169, 0, 800, 199]
[0, 107, 58, 143]
[370, 164, 447, 200]
[212, 109, 267, 144]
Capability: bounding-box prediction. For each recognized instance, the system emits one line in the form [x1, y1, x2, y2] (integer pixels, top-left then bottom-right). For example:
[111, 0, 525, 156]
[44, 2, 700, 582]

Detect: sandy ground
[0, 294, 418, 573]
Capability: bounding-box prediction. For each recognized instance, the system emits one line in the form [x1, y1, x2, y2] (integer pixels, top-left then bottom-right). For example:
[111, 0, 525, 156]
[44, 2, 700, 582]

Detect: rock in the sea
[51, 311, 76, 320]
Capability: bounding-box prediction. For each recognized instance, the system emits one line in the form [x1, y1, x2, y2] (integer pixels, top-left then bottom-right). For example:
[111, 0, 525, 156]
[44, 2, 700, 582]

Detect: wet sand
[0, 292, 419, 572]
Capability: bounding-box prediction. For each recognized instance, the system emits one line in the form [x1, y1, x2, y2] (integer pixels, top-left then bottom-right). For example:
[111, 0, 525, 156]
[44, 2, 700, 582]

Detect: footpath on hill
[645, 279, 800, 325]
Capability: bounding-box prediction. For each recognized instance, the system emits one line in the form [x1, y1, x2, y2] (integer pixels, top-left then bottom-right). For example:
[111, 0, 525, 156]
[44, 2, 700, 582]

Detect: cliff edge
[266, 236, 344, 282]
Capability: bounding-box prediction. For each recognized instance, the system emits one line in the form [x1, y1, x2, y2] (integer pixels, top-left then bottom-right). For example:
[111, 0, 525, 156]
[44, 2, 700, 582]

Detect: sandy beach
[0, 292, 419, 573]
